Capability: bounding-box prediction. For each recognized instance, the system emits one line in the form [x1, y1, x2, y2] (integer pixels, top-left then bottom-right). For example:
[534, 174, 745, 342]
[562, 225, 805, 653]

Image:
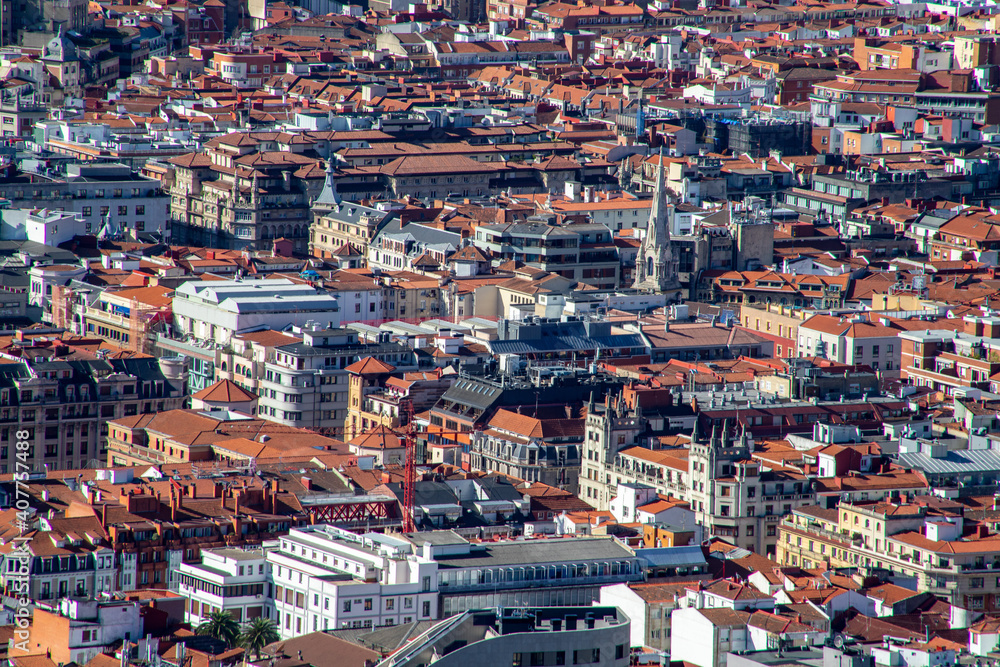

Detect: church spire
[633, 147, 678, 294]
[315, 158, 342, 207]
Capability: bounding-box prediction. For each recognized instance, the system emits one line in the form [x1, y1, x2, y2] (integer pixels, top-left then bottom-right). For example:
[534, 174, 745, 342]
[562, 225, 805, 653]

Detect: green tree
[196, 611, 240, 647]
[238, 617, 281, 660]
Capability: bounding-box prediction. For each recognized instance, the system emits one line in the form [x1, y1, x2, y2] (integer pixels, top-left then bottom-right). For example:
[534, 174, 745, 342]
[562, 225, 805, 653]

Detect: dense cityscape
[0, 0, 997, 665]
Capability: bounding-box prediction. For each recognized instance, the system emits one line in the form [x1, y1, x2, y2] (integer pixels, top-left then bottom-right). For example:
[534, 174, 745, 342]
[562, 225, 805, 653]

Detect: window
[615, 645, 625, 660]
[530, 653, 545, 666]
[513, 655, 523, 667]
[422, 601, 431, 616]
[385, 599, 394, 610]
[343, 601, 351, 612]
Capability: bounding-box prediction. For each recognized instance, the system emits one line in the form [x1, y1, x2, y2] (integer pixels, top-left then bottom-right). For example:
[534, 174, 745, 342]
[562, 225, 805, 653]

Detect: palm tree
[238, 617, 281, 660]
[196, 611, 240, 648]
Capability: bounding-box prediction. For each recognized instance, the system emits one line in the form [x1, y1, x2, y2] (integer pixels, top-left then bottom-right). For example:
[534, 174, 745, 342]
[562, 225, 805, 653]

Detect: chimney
[302, 477, 312, 491]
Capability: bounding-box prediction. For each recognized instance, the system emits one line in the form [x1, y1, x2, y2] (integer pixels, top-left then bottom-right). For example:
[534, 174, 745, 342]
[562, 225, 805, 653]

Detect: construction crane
[394, 399, 480, 534]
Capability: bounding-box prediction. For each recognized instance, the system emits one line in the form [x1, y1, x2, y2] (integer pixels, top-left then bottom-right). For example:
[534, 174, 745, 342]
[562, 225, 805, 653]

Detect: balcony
[780, 517, 851, 546]
[763, 493, 811, 501]
[107, 440, 169, 463]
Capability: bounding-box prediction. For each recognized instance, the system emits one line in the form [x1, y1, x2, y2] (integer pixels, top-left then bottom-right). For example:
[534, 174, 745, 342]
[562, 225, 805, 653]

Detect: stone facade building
[166, 135, 325, 251]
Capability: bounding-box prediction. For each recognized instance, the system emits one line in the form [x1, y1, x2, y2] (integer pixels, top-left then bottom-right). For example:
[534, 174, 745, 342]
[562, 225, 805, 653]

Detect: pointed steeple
[97, 208, 119, 241]
[633, 147, 678, 293]
[315, 159, 342, 207]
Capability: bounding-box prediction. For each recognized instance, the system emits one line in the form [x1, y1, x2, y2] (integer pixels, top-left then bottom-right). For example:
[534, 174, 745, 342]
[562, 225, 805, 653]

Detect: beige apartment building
[740, 303, 810, 358]
[778, 500, 1000, 612]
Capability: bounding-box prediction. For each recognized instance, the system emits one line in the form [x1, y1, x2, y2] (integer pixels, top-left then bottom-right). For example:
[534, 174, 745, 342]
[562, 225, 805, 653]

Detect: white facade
[671, 607, 747, 667]
[332, 284, 386, 324]
[683, 83, 752, 106]
[970, 627, 1000, 656]
[172, 278, 342, 346]
[599, 583, 649, 649]
[266, 525, 440, 638]
[56, 598, 144, 666]
[872, 644, 956, 667]
[24, 209, 88, 246]
[609, 484, 658, 524]
[0, 163, 169, 237]
[255, 324, 413, 429]
[797, 316, 901, 375]
[177, 548, 271, 626]
[28, 263, 88, 312]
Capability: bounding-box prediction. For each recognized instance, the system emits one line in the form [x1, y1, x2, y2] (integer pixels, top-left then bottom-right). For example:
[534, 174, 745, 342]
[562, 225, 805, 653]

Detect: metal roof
[635, 545, 708, 568]
[434, 536, 637, 569]
[489, 333, 645, 355]
[896, 449, 1000, 476]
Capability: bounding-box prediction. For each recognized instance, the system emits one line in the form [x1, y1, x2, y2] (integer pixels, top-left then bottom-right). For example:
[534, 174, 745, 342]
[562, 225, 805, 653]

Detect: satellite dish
[833, 634, 845, 649]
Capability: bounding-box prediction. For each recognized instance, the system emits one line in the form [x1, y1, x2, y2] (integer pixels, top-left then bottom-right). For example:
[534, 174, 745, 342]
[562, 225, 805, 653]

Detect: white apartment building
[177, 548, 271, 626]
[173, 526, 643, 640]
[797, 313, 914, 377]
[39, 598, 144, 666]
[266, 525, 440, 638]
[256, 324, 415, 429]
[0, 163, 169, 237]
[22, 209, 87, 246]
[172, 278, 342, 346]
